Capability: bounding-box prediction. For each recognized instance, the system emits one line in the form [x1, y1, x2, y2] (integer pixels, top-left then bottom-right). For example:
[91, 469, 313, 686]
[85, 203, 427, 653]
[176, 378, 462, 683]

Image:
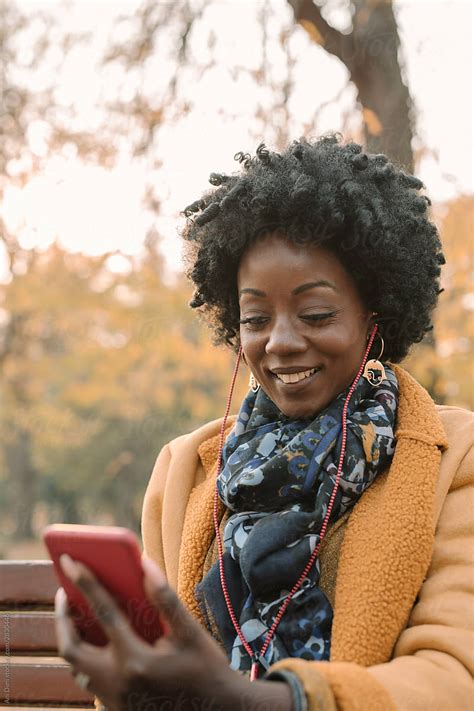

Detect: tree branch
[288, 0, 354, 70]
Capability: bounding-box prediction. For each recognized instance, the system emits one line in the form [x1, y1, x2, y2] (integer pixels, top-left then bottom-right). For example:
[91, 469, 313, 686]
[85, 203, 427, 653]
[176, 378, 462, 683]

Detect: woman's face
[237, 233, 373, 419]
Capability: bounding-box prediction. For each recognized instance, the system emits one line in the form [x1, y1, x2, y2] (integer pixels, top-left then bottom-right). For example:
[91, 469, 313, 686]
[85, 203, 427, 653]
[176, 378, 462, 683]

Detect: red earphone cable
[212, 325, 379, 679]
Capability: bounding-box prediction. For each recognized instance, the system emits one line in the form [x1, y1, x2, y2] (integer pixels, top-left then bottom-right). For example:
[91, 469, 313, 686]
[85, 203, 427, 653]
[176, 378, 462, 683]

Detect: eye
[239, 316, 269, 329]
[300, 312, 337, 324]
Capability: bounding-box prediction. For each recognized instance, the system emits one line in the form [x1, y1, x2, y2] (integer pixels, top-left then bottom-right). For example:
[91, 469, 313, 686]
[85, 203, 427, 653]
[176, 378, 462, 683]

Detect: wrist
[230, 675, 293, 711]
[265, 670, 307, 711]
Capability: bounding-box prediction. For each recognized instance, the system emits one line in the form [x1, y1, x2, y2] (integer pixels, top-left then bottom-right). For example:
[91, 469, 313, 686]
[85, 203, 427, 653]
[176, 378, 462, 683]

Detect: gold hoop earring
[362, 334, 387, 386]
[249, 372, 260, 393]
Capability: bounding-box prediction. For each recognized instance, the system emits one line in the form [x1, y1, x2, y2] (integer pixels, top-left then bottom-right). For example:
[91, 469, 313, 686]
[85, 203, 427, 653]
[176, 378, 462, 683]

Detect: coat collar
[178, 365, 448, 665]
[330, 364, 447, 664]
[391, 364, 447, 449]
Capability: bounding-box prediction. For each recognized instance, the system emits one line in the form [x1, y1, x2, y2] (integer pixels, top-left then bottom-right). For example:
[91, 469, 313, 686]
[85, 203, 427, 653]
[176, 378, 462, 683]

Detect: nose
[265, 315, 307, 357]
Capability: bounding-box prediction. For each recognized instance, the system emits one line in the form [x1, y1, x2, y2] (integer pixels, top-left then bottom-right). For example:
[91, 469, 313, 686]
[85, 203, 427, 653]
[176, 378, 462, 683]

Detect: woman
[56, 136, 473, 710]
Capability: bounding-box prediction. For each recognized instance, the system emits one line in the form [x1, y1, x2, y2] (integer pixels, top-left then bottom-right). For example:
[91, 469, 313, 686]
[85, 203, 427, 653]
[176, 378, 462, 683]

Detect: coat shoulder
[167, 417, 226, 452]
[436, 404, 473, 492]
[435, 403, 474, 432]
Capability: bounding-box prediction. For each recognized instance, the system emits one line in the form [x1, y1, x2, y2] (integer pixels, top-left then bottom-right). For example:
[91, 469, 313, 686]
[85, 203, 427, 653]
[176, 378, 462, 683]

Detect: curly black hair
[182, 135, 445, 362]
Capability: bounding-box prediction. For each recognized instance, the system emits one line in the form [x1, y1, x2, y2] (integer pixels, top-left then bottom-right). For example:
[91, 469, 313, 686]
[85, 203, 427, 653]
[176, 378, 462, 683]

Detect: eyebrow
[239, 280, 338, 298]
[292, 280, 338, 295]
[239, 287, 266, 297]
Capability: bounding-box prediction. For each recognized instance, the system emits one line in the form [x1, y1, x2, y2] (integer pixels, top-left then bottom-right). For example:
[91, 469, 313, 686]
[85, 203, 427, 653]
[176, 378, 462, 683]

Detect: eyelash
[301, 312, 336, 323]
[239, 312, 336, 328]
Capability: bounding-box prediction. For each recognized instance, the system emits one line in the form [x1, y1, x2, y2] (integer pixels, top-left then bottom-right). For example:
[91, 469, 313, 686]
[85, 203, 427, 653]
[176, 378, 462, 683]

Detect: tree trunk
[351, 0, 413, 170]
[4, 430, 37, 540]
[288, 0, 414, 171]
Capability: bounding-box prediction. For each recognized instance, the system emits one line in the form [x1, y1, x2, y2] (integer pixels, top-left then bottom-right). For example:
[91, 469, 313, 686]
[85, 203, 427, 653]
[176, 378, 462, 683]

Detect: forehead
[237, 233, 355, 294]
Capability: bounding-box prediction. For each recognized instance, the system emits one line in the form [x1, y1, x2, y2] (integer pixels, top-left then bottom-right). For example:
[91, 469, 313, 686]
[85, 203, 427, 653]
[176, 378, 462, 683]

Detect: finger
[59, 554, 142, 655]
[55, 586, 83, 664]
[55, 587, 104, 668]
[55, 588, 117, 698]
[142, 557, 201, 645]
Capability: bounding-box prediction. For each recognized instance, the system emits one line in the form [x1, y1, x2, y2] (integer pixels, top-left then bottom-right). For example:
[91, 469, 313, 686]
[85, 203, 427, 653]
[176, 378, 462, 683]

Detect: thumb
[142, 557, 200, 645]
[142, 556, 167, 589]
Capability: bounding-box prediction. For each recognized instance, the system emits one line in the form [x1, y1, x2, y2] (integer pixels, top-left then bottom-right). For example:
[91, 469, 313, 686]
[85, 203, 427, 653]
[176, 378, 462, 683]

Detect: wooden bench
[0, 560, 95, 709]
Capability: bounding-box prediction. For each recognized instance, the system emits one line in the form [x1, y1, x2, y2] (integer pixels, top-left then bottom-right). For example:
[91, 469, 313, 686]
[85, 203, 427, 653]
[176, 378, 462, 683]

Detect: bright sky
[1, 0, 472, 281]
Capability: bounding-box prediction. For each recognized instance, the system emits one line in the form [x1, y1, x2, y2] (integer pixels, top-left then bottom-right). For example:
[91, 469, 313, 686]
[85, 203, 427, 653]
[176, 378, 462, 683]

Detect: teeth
[276, 368, 317, 384]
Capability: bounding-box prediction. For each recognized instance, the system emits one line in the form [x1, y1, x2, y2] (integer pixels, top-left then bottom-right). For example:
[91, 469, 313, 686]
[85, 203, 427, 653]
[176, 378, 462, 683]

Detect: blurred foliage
[0, 240, 248, 547]
[405, 196, 474, 410]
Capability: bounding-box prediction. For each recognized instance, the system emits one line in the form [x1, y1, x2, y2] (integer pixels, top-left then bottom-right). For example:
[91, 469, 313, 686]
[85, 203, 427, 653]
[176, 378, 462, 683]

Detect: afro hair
[182, 135, 444, 362]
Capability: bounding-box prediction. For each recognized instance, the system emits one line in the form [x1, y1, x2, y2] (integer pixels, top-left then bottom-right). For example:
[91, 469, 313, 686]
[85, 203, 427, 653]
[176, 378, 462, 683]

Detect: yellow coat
[142, 366, 474, 711]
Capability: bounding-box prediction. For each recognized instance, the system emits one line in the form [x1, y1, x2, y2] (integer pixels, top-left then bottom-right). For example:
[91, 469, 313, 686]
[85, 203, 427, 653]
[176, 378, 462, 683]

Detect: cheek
[313, 321, 366, 355]
[241, 338, 271, 382]
[239, 330, 261, 365]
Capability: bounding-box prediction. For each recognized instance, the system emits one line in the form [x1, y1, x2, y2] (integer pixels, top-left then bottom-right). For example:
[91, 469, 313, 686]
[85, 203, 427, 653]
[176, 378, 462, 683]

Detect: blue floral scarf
[196, 366, 399, 673]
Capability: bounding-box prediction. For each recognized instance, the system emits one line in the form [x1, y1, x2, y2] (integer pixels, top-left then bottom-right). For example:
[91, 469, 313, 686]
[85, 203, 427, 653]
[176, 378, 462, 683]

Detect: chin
[276, 400, 322, 420]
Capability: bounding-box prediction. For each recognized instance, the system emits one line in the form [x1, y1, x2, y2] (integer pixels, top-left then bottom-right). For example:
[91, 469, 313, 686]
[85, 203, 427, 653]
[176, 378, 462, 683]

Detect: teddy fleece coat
[141, 365, 474, 711]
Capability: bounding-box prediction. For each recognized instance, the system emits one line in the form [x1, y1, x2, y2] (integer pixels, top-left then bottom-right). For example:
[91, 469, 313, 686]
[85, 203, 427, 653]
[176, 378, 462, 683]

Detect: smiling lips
[273, 367, 321, 384]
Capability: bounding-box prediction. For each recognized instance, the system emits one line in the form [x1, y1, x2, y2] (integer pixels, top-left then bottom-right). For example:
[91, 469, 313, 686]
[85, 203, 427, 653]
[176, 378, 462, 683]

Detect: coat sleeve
[141, 442, 172, 576]
[269, 441, 474, 711]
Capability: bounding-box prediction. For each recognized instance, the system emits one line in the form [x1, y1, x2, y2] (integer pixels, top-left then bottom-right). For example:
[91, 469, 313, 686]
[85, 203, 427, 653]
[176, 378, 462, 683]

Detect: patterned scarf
[196, 366, 398, 673]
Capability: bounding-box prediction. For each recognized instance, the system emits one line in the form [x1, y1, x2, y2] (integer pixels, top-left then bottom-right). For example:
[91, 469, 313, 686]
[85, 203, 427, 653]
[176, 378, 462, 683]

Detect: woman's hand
[54, 555, 292, 711]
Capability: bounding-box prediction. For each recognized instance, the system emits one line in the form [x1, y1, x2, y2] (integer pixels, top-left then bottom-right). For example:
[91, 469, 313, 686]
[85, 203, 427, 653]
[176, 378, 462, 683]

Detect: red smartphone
[43, 524, 165, 647]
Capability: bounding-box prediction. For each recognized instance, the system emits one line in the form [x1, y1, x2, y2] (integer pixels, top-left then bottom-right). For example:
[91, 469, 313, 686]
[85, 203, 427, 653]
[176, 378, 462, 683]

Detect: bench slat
[1, 612, 57, 652]
[0, 561, 58, 605]
[0, 659, 95, 704]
